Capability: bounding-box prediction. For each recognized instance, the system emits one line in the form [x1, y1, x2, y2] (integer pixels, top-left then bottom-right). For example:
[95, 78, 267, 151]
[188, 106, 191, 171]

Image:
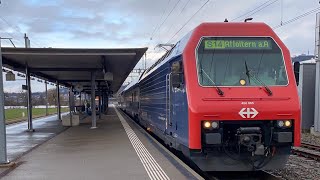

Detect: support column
[84, 93, 87, 114]
[315, 13, 320, 133]
[26, 65, 33, 132]
[101, 92, 105, 113]
[106, 92, 109, 110]
[45, 81, 48, 116]
[98, 83, 101, 119]
[68, 88, 72, 126]
[91, 72, 97, 128]
[0, 37, 8, 163]
[56, 81, 61, 120]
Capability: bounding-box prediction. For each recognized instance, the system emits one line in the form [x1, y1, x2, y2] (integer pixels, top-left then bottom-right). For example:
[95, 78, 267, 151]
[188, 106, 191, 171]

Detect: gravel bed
[301, 133, 320, 145]
[268, 133, 320, 180]
[270, 155, 320, 180]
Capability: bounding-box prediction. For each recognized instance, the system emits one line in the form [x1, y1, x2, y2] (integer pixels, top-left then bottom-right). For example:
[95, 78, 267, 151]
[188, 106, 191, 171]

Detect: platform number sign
[239, 108, 259, 118]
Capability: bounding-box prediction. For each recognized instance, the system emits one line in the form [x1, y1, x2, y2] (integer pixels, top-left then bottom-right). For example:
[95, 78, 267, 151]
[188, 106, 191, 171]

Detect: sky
[0, 0, 319, 92]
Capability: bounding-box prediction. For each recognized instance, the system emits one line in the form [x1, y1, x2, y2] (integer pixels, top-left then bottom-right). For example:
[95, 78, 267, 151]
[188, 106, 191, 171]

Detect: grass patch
[5, 107, 69, 123]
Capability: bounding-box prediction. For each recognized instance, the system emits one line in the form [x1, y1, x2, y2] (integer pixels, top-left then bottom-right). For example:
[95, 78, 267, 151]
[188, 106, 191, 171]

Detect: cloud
[1, 0, 320, 89]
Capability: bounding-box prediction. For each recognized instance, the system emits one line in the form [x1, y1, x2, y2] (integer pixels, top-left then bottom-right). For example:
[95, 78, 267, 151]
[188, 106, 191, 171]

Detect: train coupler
[236, 127, 265, 156]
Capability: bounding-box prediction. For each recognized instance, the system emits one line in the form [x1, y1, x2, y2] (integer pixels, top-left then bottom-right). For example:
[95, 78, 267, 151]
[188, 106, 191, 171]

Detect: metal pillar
[45, 81, 48, 116]
[98, 84, 101, 119]
[56, 81, 61, 120]
[315, 13, 320, 133]
[91, 72, 97, 129]
[26, 65, 33, 131]
[68, 89, 72, 126]
[91, 72, 97, 128]
[101, 92, 105, 113]
[0, 37, 8, 163]
[106, 92, 109, 109]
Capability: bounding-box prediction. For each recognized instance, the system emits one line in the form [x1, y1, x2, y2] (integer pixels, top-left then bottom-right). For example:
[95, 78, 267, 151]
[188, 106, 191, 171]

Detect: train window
[171, 61, 184, 88]
[196, 37, 288, 86]
[171, 61, 183, 73]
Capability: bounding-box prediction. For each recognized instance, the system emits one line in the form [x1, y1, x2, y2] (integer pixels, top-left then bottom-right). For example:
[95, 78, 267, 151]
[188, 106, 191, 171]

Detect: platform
[1, 107, 202, 180]
[6, 113, 68, 161]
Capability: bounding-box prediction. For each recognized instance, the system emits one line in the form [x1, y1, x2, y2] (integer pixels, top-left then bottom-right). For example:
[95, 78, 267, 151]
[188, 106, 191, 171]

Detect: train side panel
[169, 57, 189, 149]
[122, 86, 139, 118]
[139, 63, 170, 139]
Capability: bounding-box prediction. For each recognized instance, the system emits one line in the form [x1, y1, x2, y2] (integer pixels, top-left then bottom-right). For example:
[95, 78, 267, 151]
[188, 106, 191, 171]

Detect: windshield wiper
[244, 61, 273, 96]
[201, 69, 224, 96]
[245, 61, 251, 85]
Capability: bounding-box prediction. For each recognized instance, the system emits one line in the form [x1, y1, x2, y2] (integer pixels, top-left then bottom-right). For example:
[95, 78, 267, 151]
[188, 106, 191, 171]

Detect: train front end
[183, 23, 300, 171]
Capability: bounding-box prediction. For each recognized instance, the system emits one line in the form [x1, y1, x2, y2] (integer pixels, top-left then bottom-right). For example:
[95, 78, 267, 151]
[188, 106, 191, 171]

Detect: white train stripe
[115, 108, 170, 180]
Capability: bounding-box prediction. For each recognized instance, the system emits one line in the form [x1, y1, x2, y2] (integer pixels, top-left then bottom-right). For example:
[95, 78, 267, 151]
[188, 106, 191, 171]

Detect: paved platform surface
[6, 114, 68, 161]
[2, 107, 201, 180]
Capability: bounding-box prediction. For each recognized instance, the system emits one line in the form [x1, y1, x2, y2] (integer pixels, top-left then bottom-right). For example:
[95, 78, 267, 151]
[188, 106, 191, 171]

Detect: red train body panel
[183, 23, 300, 150]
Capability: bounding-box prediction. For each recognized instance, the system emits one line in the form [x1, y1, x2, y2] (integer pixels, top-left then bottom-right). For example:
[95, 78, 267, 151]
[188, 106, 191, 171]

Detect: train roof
[121, 78, 139, 93]
[139, 30, 193, 81]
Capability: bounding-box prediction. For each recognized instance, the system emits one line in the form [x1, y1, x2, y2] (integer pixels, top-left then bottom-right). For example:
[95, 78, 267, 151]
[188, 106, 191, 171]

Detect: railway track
[301, 142, 320, 151]
[206, 170, 281, 180]
[292, 142, 320, 161]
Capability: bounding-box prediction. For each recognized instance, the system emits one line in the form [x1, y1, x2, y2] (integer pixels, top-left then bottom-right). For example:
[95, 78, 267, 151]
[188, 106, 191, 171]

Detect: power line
[273, 7, 320, 29]
[148, 0, 172, 42]
[167, 0, 210, 43]
[150, 0, 182, 41]
[231, 0, 279, 21]
[0, 26, 24, 46]
[181, 0, 192, 12]
[162, 0, 192, 40]
[245, 0, 279, 19]
[0, 15, 46, 47]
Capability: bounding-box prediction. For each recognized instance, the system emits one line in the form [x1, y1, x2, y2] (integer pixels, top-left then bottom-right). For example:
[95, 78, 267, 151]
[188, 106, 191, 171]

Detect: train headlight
[203, 121, 219, 129]
[276, 120, 292, 128]
[277, 120, 284, 127]
[284, 120, 292, 127]
[211, 121, 219, 129]
[204, 121, 211, 129]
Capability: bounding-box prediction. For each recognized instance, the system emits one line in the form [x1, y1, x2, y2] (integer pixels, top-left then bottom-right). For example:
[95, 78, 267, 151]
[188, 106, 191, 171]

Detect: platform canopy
[1, 47, 147, 93]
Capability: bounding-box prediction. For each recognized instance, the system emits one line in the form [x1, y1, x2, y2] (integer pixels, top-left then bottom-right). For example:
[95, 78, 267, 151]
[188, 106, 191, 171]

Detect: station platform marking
[115, 108, 170, 180]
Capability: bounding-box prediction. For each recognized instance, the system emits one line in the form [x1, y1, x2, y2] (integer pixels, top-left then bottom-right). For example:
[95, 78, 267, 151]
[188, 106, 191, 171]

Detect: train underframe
[182, 120, 293, 171]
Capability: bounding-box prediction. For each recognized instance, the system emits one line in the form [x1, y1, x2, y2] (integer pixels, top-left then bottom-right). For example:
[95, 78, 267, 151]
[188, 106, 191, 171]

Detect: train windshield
[196, 37, 288, 86]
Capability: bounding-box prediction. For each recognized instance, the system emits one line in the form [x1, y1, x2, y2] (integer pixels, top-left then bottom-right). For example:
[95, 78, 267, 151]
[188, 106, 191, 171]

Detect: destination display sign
[204, 39, 272, 50]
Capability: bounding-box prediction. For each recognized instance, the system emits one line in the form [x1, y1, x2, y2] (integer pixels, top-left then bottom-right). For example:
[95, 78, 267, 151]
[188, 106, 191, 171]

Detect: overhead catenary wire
[150, 0, 210, 63]
[151, 0, 182, 41]
[148, 0, 183, 53]
[148, 0, 172, 45]
[161, 0, 193, 41]
[167, 0, 210, 43]
[231, 0, 279, 21]
[0, 15, 46, 47]
[144, 0, 174, 68]
[181, 0, 192, 12]
[145, 0, 184, 69]
[273, 7, 320, 29]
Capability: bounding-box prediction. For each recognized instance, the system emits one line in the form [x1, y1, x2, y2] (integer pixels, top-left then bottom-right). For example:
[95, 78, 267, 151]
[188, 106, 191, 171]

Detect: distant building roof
[292, 55, 315, 62]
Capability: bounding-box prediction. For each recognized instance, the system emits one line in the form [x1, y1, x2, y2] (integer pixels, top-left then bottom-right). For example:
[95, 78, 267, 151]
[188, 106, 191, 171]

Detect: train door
[165, 60, 183, 148]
